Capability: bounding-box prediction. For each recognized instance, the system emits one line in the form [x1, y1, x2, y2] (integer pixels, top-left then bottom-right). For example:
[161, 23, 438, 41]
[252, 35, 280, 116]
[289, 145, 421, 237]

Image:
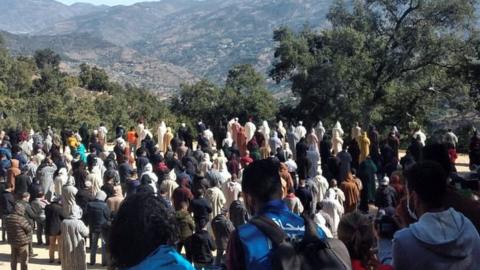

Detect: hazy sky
[57, 0, 159, 6]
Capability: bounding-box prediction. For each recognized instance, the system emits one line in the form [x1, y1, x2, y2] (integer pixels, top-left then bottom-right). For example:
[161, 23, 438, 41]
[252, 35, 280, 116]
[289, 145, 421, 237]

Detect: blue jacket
[237, 200, 326, 270]
[124, 245, 194, 270]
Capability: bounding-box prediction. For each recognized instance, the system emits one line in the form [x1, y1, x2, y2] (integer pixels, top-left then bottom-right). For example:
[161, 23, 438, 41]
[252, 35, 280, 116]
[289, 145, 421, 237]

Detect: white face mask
[405, 187, 418, 221]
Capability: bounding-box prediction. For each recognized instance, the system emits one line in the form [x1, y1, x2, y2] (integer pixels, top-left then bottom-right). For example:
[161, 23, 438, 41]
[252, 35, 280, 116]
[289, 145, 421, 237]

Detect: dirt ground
[0, 153, 472, 270]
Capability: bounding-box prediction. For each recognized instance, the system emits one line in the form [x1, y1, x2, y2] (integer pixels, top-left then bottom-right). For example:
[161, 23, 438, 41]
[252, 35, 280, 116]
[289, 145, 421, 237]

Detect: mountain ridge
[0, 0, 335, 94]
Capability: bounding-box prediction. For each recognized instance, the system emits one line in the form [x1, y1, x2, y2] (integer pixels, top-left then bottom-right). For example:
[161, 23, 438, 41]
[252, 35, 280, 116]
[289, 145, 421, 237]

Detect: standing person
[126, 127, 137, 154]
[222, 174, 242, 209]
[85, 191, 110, 266]
[206, 171, 226, 220]
[393, 162, 480, 270]
[45, 198, 63, 264]
[7, 159, 21, 193]
[368, 125, 381, 169]
[444, 129, 459, 148]
[79, 123, 90, 149]
[189, 189, 212, 229]
[0, 184, 15, 241]
[175, 201, 195, 258]
[321, 190, 345, 238]
[338, 212, 394, 270]
[108, 192, 194, 270]
[60, 186, 89, 270]
[97, 123, 108, 149]
[36, 158, 57, 201]
[226, 159, 326, 270]
[287, 126, 300, 158]
[5, 203, 32, 270]
[331, 121, 345, 156]
[17, 193, 35, 258]
[358, 132, 370, 164]
[116, 125, 125, 139]
[374, 177, 397, 210]
[295, 179, 313, 215]
[106, 185, 124, 217]
[30, 191, 49, 245]
[229, 192, 249, 228]
[387, 131, 400, 160]
[172, 177, 193, 211]
[15, 168, 32, 199]
[337, 147, 352, 183]
[189, 221, 216, 268]
[358, 156, 377, 213]
[162, 128, 174, 154]
[412, 127, 427, 146]
[283, 188, 304, 215]
[469, 130, 480, 170]
[340, 173, 361, 213]
[211, 209, 235, 266]
[408, 136, 424, 162]
[351, 122, 362, 141]
[157, 121, 167, 151]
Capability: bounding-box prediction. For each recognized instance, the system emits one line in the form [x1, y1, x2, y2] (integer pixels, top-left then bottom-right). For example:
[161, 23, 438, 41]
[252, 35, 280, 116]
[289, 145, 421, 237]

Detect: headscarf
[62, 185, 81, 219]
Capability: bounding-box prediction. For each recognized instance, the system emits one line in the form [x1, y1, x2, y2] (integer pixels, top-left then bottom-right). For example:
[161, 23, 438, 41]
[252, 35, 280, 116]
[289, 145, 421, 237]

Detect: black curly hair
[108, 192, 179, 268]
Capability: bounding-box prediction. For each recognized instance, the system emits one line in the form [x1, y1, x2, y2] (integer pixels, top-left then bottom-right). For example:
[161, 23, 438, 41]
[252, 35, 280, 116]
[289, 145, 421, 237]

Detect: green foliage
[172, 64, 277, 130]
[34, 49, 60, 70]
[0, 39, 174, 135]
[271, 0, 479, 130]
[79, 63, 110, 91]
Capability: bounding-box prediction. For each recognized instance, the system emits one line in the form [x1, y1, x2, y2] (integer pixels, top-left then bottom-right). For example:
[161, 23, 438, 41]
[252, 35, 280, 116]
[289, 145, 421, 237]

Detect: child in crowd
[175, 201, 195, 259]
[189, 220, 216, 268]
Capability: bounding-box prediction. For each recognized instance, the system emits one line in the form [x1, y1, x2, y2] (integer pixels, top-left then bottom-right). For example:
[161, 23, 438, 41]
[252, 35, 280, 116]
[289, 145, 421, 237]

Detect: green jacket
[175, 210, 195, 241]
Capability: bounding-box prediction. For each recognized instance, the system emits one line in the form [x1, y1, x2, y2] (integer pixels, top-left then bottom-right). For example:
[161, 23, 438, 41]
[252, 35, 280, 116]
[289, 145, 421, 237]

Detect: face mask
[405, 187, 418, 220]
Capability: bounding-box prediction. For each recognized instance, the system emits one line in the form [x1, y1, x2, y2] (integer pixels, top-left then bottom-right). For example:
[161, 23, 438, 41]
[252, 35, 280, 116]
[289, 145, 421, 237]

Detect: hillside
[0, 0, 107, 34]
[0, 0, 335, 94]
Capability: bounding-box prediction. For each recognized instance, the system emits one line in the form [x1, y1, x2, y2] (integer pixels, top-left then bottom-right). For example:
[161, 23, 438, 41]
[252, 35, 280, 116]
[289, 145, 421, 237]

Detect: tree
[172, 65, 278, 132]
[271, 0, 478, 129]
[34, 49, 61, 70]
[78, 63, 110, 91]
[88, 66, 110, 91]
[171, 79, 222, 128]
[225, 64, 277, 122]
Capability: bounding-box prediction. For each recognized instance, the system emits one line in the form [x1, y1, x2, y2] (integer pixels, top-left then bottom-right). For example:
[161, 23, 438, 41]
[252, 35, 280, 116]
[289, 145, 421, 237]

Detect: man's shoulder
[393, 227, 414, 243]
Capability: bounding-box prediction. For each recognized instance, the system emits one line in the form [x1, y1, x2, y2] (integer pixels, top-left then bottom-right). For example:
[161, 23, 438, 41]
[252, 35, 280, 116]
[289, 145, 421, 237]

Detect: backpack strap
[250, 215, 288, 246]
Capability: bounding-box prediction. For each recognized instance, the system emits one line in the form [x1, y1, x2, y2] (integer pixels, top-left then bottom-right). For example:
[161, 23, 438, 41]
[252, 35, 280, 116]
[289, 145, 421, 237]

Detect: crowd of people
[0, 118, 479, 270]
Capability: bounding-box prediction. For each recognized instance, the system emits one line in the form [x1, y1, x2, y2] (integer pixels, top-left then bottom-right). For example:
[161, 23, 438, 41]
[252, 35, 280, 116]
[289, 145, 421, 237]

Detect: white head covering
[334, 121, 342, 129]
[62, 185, 81, 219]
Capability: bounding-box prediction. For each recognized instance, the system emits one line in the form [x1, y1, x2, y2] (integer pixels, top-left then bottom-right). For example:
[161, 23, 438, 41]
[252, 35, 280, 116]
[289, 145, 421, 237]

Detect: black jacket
[136, 156, 149, 174]
[295, 186, 313, 214]
[375, 185, 397, 209]
[118, 162, 133, 184]
[45, 202, 64, 236]
[189, 197, 212, 226]
[76, 189, 94, 214]
[211, 214, 235, 249]
[85, 200, 111, 232]
[189, 230, 216, 264]
[0, 190, 15, 216]
[17, 200, 35, 225]
[14, 174, 31, 196]
[229, 200, 248, 228]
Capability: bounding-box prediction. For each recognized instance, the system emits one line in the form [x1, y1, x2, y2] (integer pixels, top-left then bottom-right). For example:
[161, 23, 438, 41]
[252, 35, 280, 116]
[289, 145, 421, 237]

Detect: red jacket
[352, 260, 394, 270]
